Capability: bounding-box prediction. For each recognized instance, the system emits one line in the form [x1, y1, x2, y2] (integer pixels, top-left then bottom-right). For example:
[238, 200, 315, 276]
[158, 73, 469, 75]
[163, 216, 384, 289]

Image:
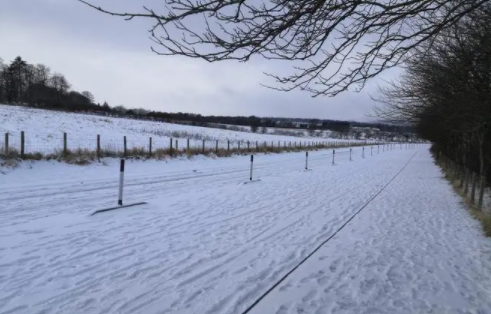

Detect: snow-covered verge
[1, 145, 491, 314]
[0, 104, 361, 155]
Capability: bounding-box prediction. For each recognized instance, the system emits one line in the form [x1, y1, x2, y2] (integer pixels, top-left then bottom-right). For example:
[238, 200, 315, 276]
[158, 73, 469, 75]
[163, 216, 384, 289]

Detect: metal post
[362, 147, 365, 158]
[350, 148, 352, 161]
[332, 149, 335, 165]
[118, 159, 125, 206]
[250, 155, 254, 181]
[305, 151, 308, 170]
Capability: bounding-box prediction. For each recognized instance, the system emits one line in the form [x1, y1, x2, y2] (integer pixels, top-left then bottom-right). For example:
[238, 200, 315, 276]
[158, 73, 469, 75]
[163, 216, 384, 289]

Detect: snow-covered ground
[0, 105, 358, 154]
[1, 145, 491, 314]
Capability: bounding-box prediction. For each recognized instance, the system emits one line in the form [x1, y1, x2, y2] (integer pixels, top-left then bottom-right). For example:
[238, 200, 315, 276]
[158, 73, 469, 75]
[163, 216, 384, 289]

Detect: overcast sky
[0, 0, 400, 122]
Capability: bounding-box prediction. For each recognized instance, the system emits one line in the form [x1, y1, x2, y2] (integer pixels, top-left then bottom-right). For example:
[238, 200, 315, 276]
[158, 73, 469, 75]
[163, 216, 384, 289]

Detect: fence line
[437, 153, 489, 211]
[0, 131, 401, 160]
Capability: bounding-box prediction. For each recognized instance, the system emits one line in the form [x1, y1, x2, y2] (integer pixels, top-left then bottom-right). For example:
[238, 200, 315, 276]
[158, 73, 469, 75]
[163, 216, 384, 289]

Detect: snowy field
[2, 145, 491, 314]
[0, 105, 357, 155]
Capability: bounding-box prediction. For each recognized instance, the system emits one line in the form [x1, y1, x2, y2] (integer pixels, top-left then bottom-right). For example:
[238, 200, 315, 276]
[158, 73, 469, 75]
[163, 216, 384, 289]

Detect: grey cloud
[0, 0, 401, 122]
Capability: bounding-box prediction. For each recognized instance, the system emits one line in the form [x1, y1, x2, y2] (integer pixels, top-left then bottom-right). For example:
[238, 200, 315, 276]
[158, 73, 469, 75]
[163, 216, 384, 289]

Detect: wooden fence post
[216, 140, 219, 154]
[97, 134, 101, 158]
[123, 136, 127, 157]
[478, 175, 486, 210]
[464, 168, 470, 195]
[228, 140, 230, 151]
[4, 133, 8, 155]
[176, 139, 179, 152]
[63, 132, 67, 154]
[471, 172, 477, 204]
[247, 141, 250, 151]
[21, 131, 25, 158]
[459, 165, 465, 188]
[202, 139, 205, 153]
[187, 138, 190, 153]
[169, 138, 173, 155]
[149, 137, 153, 155]
[238, 142, 241, 151]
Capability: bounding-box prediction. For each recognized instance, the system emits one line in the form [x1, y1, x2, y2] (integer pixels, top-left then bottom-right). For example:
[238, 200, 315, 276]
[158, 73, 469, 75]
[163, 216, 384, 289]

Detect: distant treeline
[0, 55, 414, 135]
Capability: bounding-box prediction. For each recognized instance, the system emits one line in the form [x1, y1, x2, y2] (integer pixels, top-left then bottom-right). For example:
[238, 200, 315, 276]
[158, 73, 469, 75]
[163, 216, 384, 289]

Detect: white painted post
[118, 159, 125, 206]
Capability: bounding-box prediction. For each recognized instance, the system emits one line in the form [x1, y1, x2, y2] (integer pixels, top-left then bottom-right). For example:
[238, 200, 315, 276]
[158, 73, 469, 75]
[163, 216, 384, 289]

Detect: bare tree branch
[78, 0, 490, 97]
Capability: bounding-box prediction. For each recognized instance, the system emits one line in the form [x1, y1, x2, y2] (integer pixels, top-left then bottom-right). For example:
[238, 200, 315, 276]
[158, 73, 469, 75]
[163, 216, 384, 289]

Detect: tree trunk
[464, 168, 470, 195]
[471, 172, 477, 204]
[478, 175, 486, 211]
[459, 146, 467, 189]
[478, 133, 486, 211]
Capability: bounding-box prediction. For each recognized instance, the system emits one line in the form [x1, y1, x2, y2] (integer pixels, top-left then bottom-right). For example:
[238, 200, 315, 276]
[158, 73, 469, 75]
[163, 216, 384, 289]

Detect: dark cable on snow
[240, 151, 418, 314]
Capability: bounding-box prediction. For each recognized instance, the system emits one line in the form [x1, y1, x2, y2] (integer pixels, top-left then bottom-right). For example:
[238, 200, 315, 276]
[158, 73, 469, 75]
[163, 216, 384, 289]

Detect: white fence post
[118, 159, 125, 206]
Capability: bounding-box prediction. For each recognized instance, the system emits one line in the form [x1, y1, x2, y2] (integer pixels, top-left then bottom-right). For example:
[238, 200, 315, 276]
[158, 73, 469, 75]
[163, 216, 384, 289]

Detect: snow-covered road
[1, 146, 491, 314]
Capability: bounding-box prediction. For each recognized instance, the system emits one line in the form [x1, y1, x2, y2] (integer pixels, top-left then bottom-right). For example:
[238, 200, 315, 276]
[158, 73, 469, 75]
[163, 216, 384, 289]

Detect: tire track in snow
[0, 149, 342, 202]
[0, 148, 409, 314]
[119, 154, 410, 313]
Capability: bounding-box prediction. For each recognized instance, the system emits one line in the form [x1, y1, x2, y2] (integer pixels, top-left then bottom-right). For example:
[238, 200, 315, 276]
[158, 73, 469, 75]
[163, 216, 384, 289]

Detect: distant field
[0, 104, 361, 154]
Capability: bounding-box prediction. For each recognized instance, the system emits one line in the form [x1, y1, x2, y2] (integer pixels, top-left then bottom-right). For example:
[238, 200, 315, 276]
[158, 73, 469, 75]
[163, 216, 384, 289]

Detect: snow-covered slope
[1, 145, 491, 314]
[0, 105, 354, 154]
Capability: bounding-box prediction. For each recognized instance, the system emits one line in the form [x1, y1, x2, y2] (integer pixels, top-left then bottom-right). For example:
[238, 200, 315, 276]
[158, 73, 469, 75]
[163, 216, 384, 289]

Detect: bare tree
[0, 58, 5, 102]
[34, 64, 51, 86]
[375, 3, 491, 209]
[49, 73, 71, 102]
[81, 91, 95, 103]
[78, 0, 490, 97]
